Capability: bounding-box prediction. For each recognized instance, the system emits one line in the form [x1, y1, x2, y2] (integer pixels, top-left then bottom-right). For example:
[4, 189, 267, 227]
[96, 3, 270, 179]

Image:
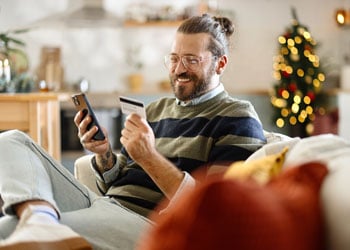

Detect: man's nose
[174, 59, 187, 74]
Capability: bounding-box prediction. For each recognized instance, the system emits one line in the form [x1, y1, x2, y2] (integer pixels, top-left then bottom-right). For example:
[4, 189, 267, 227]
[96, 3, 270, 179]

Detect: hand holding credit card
[119, 96, 147, 119]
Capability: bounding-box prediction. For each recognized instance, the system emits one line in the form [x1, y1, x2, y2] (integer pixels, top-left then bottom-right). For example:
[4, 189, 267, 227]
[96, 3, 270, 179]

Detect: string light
[305, 75, 312, 84]
[276, 118, 285, 128]
[318, 73, 325, 81]
[278, 36, 286, 44]
[335, 9, 350, 26]
[294, 36, 302, 44]
[281, 108, 289, 117]
[306, 123, 314, 135]
[287, 38, 295, 47]
[303, 96, 311, 104]
[293, 95, 301, 104]
[291, 103, 300, 113]
[281, 90, 289, 99]
[297, 69, 304, 77]
[303, 31, 311, 41]
[289, 116, 297, 125]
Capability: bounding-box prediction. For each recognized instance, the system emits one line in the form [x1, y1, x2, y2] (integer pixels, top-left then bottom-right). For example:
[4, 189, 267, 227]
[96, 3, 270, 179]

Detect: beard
[170, 63, 216, 102]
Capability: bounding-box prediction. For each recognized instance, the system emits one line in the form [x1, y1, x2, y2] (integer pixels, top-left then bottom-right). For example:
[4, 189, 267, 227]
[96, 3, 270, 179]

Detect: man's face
[168, 33, 218, 102]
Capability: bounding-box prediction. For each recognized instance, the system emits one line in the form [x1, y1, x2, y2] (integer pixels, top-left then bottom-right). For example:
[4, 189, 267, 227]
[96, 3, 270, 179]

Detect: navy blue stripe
[167, 157, 206, 173]
[208, 144, 254, 163]
[149, 116, 264, 140]
[167, 145, 253, 171]
[112, 168, 160, 191]
[116, 196, 158, 210]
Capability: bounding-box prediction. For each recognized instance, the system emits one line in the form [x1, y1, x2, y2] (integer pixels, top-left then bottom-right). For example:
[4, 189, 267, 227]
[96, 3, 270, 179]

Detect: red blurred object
[288, 82, 297, 92]
[312, 109, 339, 135]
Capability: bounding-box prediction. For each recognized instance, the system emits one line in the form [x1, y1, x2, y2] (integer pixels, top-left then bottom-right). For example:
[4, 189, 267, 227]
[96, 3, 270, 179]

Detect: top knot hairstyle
[177, 14, 234, 57]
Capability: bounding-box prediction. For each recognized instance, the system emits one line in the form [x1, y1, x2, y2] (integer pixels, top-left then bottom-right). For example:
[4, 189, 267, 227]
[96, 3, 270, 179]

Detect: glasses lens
[182, 56, 201, 71]
[164, 55, 179, 70]
[164, 55, 213, 71]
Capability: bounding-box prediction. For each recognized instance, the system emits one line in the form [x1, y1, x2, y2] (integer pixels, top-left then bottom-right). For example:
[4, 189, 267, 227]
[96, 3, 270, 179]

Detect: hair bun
[213, 16, 235, 37]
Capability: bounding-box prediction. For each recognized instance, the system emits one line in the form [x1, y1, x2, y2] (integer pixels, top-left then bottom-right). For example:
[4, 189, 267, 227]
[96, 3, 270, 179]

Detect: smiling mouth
[175, 76, 192, 84]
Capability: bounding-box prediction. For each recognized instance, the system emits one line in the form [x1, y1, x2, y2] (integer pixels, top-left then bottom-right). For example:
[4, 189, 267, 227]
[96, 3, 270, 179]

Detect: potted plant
[126, 45, 144, 92]
[0, 28, 34, 92]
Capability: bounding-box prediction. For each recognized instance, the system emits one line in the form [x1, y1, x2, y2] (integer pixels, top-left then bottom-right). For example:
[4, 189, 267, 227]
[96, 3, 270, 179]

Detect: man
[0, 14, 266, 249]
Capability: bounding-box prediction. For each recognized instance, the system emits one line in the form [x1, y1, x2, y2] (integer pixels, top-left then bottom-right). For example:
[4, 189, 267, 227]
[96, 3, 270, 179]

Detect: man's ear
[216, 55, 228, 75]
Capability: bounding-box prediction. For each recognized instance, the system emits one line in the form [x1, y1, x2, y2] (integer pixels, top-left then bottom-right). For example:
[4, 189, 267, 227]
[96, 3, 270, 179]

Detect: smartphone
[71, 93, 105, 141]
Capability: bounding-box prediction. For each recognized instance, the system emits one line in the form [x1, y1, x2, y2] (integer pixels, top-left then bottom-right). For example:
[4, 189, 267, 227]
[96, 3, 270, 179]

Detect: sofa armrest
[74, 154, 102, 196]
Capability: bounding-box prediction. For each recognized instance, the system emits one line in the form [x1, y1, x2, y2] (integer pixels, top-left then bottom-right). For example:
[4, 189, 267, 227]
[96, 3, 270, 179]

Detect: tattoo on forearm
[96, 146, 116, 173]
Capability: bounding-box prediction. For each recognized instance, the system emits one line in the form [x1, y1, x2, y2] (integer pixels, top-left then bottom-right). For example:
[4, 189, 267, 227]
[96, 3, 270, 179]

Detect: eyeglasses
[164, 54, 216, 72]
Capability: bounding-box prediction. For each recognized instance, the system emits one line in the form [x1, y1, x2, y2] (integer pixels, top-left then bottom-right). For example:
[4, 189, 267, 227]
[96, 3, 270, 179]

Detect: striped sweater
[97, 91, 266, 216]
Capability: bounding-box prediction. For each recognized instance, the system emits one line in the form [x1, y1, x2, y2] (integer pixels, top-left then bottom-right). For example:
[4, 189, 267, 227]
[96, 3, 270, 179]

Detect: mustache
[173, 73, 195, 81]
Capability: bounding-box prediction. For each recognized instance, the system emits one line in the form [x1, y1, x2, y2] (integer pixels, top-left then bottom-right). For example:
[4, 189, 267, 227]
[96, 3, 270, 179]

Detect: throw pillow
[137, 162, 328, 250]
[224, 147, 288, 185]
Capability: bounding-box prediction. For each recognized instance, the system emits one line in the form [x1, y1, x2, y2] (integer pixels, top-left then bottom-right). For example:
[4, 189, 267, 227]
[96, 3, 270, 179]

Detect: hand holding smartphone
[71, 93, 106, 141]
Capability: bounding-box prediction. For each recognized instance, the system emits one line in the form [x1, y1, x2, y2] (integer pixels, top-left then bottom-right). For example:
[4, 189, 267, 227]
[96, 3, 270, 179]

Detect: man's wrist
[95, 146, 116, 173]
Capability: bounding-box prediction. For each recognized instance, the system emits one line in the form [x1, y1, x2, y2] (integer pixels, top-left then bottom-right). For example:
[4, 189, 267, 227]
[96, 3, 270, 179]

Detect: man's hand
[121, 113, 184, 198]
[73, 110, 110, 155]
[120, 113, 156, 165]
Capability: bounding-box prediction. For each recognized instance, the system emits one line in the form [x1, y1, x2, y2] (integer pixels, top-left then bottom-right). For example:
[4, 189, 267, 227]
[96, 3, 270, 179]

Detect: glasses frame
[164, 54, 217, 72]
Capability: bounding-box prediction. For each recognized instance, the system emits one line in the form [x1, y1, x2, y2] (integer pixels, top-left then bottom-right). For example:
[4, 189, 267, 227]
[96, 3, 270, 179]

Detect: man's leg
[0, 130, 97, 216]
[61, 198, 152, 250]
[0, 130, 96, 248]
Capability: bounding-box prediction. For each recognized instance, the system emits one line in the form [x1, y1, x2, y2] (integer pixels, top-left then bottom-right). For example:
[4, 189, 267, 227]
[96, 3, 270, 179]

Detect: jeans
[0, 130, 151, 250]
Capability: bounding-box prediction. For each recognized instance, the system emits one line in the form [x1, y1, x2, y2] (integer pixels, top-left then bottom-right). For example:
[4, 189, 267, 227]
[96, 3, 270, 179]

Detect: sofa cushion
[281, 134, 350, 250]
[224, 147, 288, 185]
[263, 130, 293, 144]
[137, 162, 328, 250]
[321, 165, 350, 250]
[246, 135, 299, 161]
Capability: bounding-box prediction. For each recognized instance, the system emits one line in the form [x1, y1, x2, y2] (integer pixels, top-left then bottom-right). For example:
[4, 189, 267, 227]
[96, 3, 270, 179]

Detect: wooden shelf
[123, 20, 183, 27]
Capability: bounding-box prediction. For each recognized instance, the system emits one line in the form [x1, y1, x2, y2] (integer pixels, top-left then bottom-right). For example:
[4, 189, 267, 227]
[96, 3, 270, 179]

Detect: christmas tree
[271, 8, 326, 137]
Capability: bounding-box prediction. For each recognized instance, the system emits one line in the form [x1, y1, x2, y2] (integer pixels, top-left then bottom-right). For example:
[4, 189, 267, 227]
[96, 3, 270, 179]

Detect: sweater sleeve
[160, 171, 196, 214]
[90, 153, 127, 193]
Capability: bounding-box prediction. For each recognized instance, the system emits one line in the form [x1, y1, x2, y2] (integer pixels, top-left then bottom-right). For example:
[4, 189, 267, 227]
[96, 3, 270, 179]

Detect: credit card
[119, 96, 147, 119]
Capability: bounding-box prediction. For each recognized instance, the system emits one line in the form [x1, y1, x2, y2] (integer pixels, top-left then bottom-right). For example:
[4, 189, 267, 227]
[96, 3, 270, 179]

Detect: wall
[0, 0, 349, 94]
